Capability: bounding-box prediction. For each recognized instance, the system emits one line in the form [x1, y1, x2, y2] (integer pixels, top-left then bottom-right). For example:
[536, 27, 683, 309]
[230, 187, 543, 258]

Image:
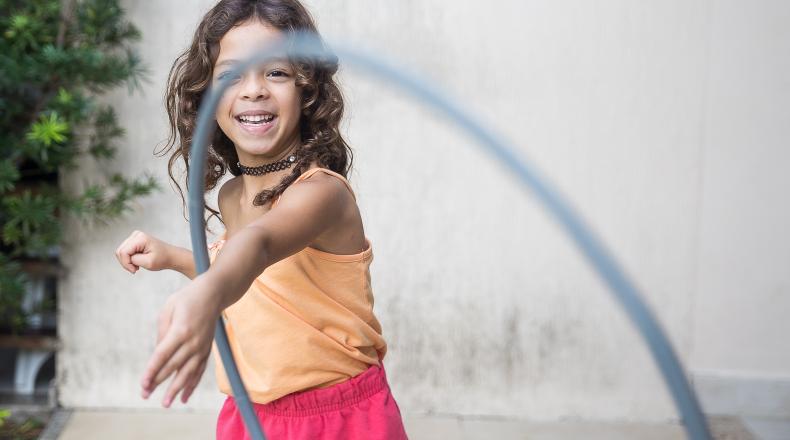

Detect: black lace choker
[237, 154, 297, 176]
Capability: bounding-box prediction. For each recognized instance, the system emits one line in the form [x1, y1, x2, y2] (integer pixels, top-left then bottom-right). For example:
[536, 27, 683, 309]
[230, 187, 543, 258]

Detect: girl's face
[212, 20, 302, 164]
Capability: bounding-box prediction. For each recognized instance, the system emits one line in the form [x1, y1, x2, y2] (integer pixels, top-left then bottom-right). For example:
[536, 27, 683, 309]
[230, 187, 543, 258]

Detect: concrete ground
[39, 409, 788, 440]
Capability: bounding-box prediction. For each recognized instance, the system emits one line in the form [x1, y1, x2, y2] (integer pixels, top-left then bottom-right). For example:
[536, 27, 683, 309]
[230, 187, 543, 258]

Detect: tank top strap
[273, 167, 356, 207]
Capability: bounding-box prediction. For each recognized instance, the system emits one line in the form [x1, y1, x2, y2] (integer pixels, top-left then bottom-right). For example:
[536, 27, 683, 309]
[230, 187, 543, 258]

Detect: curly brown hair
[155, 0, 352, 223]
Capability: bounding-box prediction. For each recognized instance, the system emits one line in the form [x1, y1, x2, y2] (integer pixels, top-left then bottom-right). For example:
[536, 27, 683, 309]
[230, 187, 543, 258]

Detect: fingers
[180, 359, 207, 404]
[162, 355, 203, 408]
[142, 340, 209, 407]
[150, 342, 192, 394]
[115, 230, 144, 273]
[142, 342, 208, 407]
[141, 327, 183, 396]
[139, 285, 219, 407]
[114, 237, 135, 273]
[143, 301, 198, 398]
[130, 252, 153, 270]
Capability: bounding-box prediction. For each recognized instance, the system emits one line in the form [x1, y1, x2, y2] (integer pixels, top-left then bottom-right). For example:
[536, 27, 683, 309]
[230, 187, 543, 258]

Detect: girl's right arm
[115, 230, 197, 279]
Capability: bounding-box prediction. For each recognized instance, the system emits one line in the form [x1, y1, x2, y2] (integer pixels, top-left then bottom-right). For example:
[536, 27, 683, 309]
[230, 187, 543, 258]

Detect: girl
[114, 1, 408, 438]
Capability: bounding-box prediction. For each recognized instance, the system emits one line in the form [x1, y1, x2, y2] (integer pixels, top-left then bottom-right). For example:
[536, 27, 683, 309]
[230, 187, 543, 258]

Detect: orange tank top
[207, 168, 387, 404]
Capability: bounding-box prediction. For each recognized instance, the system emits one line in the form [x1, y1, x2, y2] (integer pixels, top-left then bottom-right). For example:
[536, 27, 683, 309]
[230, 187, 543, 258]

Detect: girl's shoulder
[217, 175, 243, 227]
[272, 168, 358, 220]
[216, 167, 354, 212]
[213, 167, 369, 256]
[216, 168, 361, 245]
[281, 168, 366, 256]
[218, 175, 242, 203]
[285, 168, 356, 201]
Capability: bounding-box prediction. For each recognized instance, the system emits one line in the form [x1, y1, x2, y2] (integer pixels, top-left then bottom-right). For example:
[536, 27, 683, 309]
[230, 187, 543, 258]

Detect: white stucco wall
[689, 0, 790, 418]
[58, 0, 790, 422]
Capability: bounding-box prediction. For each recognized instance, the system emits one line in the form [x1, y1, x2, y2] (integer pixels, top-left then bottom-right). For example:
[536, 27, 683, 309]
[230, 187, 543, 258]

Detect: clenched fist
[115, 230, 177, 274]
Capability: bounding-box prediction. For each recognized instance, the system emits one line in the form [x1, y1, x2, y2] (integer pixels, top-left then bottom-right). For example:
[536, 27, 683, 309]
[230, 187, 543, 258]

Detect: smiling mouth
[236, 114, 276, 125]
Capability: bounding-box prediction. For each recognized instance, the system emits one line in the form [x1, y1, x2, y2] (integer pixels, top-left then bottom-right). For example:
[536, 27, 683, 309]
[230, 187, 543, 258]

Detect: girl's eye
[217, 71, 242, 82]
[267, 70, 288, 78]
[215, 69, 288, 83]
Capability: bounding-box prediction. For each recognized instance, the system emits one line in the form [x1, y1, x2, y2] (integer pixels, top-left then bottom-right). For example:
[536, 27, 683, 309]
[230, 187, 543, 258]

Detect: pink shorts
[216, 365, 408, 440]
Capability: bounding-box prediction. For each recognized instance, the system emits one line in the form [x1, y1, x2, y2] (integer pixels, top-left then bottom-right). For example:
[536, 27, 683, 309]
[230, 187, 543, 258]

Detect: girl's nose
[240, 75, 269, 100]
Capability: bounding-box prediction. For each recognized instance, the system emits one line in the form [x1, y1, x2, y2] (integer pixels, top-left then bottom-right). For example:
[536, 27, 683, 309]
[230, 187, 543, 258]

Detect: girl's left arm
[139, 176, 350, 407]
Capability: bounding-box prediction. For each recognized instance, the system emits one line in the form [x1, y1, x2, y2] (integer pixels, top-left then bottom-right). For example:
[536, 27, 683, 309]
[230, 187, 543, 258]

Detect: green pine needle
[26, 112, 70, 147]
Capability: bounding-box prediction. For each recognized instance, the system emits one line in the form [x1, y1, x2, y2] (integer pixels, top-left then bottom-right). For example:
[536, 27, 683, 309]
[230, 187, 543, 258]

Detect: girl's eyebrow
[215, 57, 290, 69]
[215, 59, 239, 68]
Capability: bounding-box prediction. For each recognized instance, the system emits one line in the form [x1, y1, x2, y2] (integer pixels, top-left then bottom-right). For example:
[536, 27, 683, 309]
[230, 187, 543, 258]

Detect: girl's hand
[115, 230, 175, 273]
[116, 230, 197, 278]
[140, 275, 222, 407]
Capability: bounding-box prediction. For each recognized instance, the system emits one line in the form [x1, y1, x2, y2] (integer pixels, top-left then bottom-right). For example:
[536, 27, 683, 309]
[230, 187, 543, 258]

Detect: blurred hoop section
[187, 33, 712, 440]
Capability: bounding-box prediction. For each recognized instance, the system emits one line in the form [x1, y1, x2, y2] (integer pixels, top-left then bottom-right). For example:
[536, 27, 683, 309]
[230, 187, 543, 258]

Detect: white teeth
[238, 114, 274, 123]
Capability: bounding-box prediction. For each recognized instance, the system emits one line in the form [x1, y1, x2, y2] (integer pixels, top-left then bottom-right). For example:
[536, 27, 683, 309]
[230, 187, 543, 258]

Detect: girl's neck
[237, 140, 303, 204]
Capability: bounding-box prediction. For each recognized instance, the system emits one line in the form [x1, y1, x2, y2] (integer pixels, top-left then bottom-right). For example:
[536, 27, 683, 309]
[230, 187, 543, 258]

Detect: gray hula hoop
[187, 33, 712, 440]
